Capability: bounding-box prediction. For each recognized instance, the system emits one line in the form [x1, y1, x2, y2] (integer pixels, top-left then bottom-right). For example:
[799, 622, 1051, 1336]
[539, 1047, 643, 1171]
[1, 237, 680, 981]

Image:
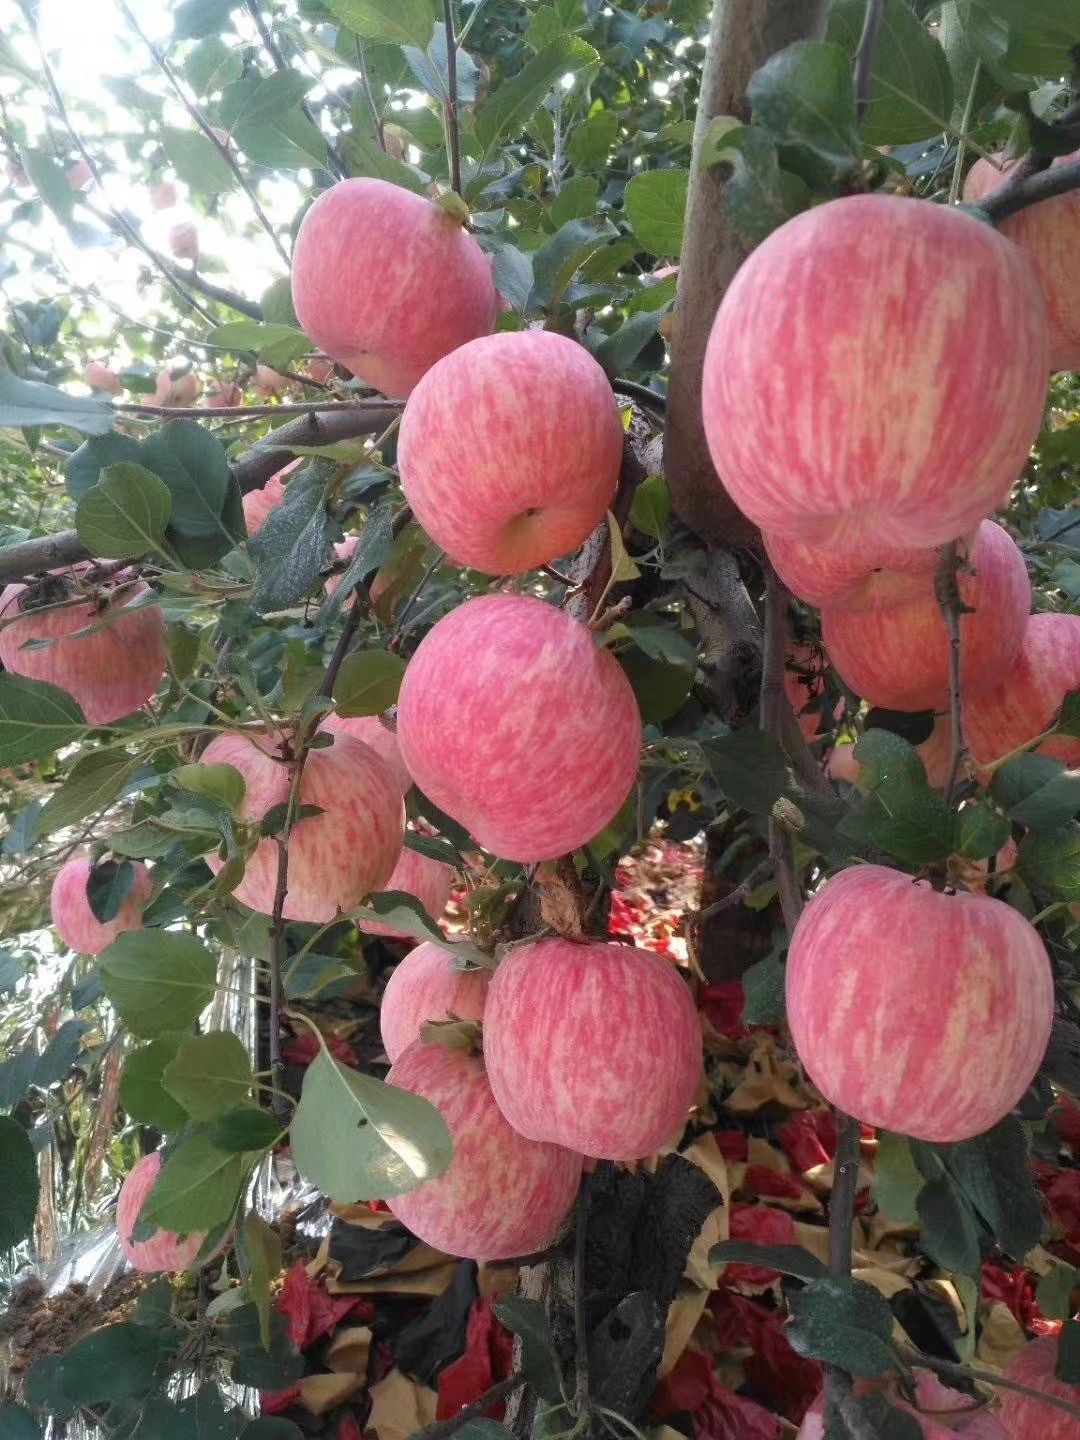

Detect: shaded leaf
[0, 1117, 38, 1251]
[624, 169, 688, 258]
[475, 38, 599, 154]
[163, 1032, 253, 1120]
[0, 676, 85, 765]
[120, 1037, 190, 1131]
[101, 931, 218, 1038]
[0, 372, 114, 435]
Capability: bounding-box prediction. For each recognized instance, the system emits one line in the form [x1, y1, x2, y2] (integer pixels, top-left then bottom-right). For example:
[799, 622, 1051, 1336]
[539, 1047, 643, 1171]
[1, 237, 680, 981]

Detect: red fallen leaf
[723, 1205, 798, 1287]
[653, 1348, 779, 1440]
[436, 1297, 515, 1421]
[261, 1386, 301, 1415]
[284, 1029, 356, 1068]
[278, 1259, 374, 1351]
[1044, 1169, 1080, 1241]
[982, 1262, 1041, 1332]
[339, 1418, 363, 1440]
[744, 1165, 807, 1202]
[1055, 1098, 1080, 1153]
[778, 1110, 837, 1172]
[701, 982, 749, 1039]
[714, 1131, 749, 1162]
[710, 1291, 822, 1424]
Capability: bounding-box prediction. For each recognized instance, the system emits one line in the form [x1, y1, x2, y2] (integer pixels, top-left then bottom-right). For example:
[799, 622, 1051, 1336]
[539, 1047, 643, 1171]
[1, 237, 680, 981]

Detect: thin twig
[948, 60, 982, 206]
[828, 1114, 862, 1275]
[696, 857, 773, 923]
[246, 0, 344, 178]
[115, 0, 290, 267]
[896, 1345, 1080, 1424]
[760, 565, 803, 934]
[1025, 512, 1080, 550]
[443, 0, 463, 195]
[611, 377, 667, 419]
[114, 399, 389, 420]
[853, 0, 885, 122]
[420, 1375, 526, 1440]
[355, 38, 386, 149]
[935, 540, 968, 804]
[574, 1169, 592, 1416]
[33, 40, 216, 326]
[979, 158, 1080, 222]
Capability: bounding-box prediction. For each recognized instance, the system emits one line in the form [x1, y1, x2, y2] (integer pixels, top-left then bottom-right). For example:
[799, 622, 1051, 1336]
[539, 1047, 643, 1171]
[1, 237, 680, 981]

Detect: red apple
[966, 151, 1080, 373]
[242, 460, 300, 537]
[323, 536, 359, 609]
[168, 222, 199, 262]
[83, 361, 121, 396]
[395, 594, 642, 861]
[0, 576, 166, 726]
[398, 331, 624, 575]
[386, 1040, 582, 1260]
[999, 1336, 1080, 1438]
[380, 941, 490, 1061]
[799, 1373, 1008, 1438]
[291, 178, 498, 398]
[199, 728, 404, 923]
[116, 1153, 208, 1273]
[821, 521, 1031, 711]
[66, 159, 93, 191]
[319, 711, 411, 795]
[362, 846, 456, 940]
[786, 866, 1053, 1142]
[703, 195, 1049, 550]
[965, 612, 1080, 769]
[51, 856, 152, 956]
[826, 719, 954, 790]
[765, 530, 942, 611]
[483, 937, 701, 1160]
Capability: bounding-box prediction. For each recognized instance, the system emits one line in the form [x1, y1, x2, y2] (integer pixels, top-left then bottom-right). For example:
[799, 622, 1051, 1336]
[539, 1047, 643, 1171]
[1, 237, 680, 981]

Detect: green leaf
[704, 729, 790, 816]
[34, 1020, 90, 1087]
[918, 1177, 983, 1275]
[243, 1422, 305, 1440]
[0, 371, 114, 436]
[740, 951, 786, 1026]
[0, 676, 85, 765]
[37, 750, 140, 834]
[747, 41, 861, 187]
[529, 216, 617, 311]
[0, 1046, 39, 1113]
[141, 1132, 247, 1234]
[1057, 1318, 1080, 1384]
[968, 0, 1080, 73]
[992, 753, 1080, 831]
[873, 1132, 923, 1225]
[174, 0, 236, 39]
[121, 1037, 190, 1131]
[141, 420, 244, 567]
[489, 244, 534, 314]
[494, 1298, 563, 1405]
[475, 38, 599, 155]
[290, 1048, 453, 1203]
[101, 931, 218, 1039]
[839, 730, 958, 866]
[168, 1385, 237, 1440]
[624, 169, 689, 259]
[324, 0, 436, 47]
[343, 126, 428, 193]
[162, 126, 235, 195]
[65, 432, 144, 500]
[319, 501, 395, 624]
[171, 762, 246, 812]
[0, 1117, 38, 1251]
[224, 1305, 305, 1389]
[629, 473, 670, 540]
[954, 802, 1011, 861]
[240, 1211, 282, 1348]
[211, 1106, 283, 1152]
[827, 0, 953, 145]
[1058, 689, 1080, 739]
[260, 278, 299, 328]
[163, 1033, 254, 1121]
[0, 951, 25, 994]
[251, 462, 334, 614]
[787, 1276, 897, 1376]
[0, 1404, 41, 1440]
[551, 175, 600, 228]
[334, 650, 407, 716]
[353, 894, 489, 966]
[21, 148, 76, 224]
[75, 463, 172, 560]
[591, 312, 661, 375]
[1037, 1262, 1079, 1321]
[45, 1323, 166, 1405]
[1018, 824, 1080, 902]
[937, 1118, 1044, 1259]
[208, 321, 310, 367]
[185, 36, 244, 95]
[711, 1241, 828, 1282]
[568, 110, 619, 170]
[619, 652, 693, 725]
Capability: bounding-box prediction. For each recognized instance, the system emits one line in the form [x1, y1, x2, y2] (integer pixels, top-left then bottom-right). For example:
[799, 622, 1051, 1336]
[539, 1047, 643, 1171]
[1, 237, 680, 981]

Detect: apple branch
[115, 0, 291, 268]
[978, 158, 1080, 223]
[895, 1345, 1080, 1424]
[935, 540, 969, 803]
[852, 0, 885, 121]
[245, 0, 345, 179]
[443, 0, 464, 197]
[355, 39, 387, 151]
[664, 0, 830, 546]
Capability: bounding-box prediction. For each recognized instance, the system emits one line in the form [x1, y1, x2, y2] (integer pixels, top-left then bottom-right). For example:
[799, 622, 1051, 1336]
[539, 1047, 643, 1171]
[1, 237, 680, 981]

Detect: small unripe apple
[765, 530, 943, 611]
[319, 711, 411, 795]
[150, 182, 177, 211]
[786, 866, 1053, 1142]
[323, 536, 359, 610]
[380, 941, 490, 1061]
[242, 461, 299, 537]
[204, 381, 243, 408]
[703, 195, 1049, 550]
[821, 521, 1031, 711]
[168, 222, 199, 262]
[66, 159, 93, 191]
[484, 937, 701, 1160]
[395, 594, 642, 861]
[51, 856, 152, 956]
[154, 368, 199, 407]
[116, 1153, 208, 1273]
[308, 357, 334, 384]
[398, 331, 624, 575]
[966, 150, 1080, 373]
[251, 365, 292, 398]
[0, 577, 167, 726]
[965, 611, 1080, 769]
[199, 729, 404, 923]
[999, 1335, 1080, 1438]
[291, 178, 498, 397]
[83, 361, 121, 396]
[386, 1040, 582, 1260]
[362, 847, 456, 941]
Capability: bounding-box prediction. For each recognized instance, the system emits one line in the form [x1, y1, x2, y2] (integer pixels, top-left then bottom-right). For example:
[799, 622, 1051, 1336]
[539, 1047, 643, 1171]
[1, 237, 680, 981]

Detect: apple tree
[0, 0, 1078, 1437]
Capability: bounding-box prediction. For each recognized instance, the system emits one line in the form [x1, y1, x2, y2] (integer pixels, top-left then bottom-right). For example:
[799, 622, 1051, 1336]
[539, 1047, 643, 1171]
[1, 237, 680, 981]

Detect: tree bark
[665, 0, 831, 545]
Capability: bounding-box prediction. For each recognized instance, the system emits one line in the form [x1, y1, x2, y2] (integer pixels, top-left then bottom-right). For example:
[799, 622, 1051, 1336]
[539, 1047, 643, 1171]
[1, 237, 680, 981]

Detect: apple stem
[443, 0, 463, 197]
[935, 540, 970, 804]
